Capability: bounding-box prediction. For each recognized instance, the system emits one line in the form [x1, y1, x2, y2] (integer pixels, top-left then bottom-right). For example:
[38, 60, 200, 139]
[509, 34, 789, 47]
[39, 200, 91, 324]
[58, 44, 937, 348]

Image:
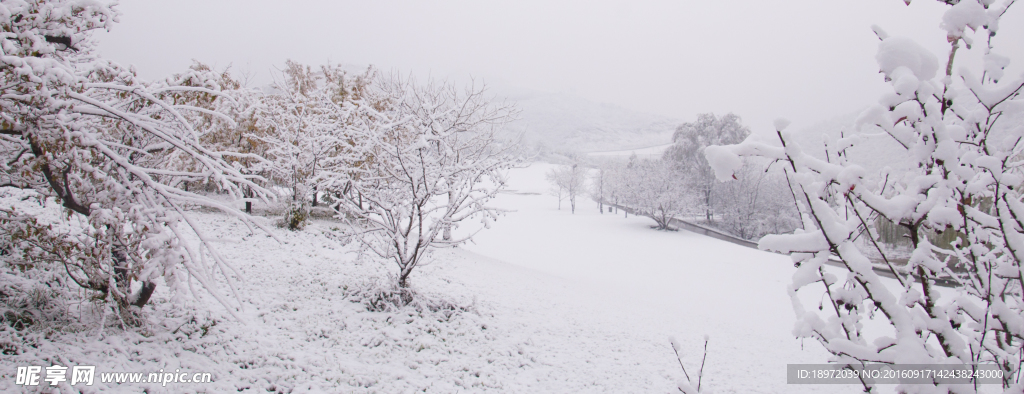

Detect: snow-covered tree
[601, 154, 689, 229]
[625, 158, 690, 230]
[0, 0, 273, 321]
[712, 161, 799, 240]
[589, 157, 615, 214]
[665, 113, 750, 222]
[545, 156, 587, 213]
[335, 75, 517, 290]
[602, 154, 638, 217]
[169, 63, 272, 214]
[705, 1, 1024, 391]
[255, 61, 372, 229]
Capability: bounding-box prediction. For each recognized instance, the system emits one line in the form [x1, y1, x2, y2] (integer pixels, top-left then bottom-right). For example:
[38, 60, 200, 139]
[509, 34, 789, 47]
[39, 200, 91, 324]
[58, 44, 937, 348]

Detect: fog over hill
[750, 110, 916, 178]
[489, 83, 922, 179]
[492, 87, 679, 153]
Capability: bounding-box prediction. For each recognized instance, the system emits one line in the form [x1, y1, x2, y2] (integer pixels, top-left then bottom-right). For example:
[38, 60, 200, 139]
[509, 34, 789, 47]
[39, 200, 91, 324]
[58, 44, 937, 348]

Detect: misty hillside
[752, 110, 916, 178]
[493, 87, 679, 153]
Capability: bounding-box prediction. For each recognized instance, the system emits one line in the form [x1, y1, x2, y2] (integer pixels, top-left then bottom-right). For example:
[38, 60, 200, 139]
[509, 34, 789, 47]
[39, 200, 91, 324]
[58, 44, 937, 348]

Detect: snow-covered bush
[281, 200, 310, 231]
[705, 1, 1024, 391]
[333, 75, 518, 289]
[0, 0, 272, 323]
[342, 278, 476, 317]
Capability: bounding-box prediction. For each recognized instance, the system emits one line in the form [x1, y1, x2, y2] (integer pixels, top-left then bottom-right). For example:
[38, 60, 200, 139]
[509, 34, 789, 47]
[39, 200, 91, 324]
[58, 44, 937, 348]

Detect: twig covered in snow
[705, 1, 1024, 391]
[671, 335, 711, 394]
[0, 0, 276, 322]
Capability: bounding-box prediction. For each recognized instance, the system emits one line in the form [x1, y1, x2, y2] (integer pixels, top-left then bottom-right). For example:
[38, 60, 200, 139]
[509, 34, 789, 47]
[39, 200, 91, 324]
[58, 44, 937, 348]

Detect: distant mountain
[492, 87, 679, 153]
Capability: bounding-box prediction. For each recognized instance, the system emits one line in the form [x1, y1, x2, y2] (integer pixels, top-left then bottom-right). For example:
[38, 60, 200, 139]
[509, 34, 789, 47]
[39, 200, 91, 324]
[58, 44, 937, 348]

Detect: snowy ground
[462, 163, 861, 393]
[586, 143, 673, 159]
[2, 163, 889, 393]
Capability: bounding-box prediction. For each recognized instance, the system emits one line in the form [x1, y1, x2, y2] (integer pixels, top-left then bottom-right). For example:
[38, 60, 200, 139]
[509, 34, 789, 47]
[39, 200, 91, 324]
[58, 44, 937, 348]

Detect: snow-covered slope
[462, 163, 863, 393]
[2, 163, 873, 393]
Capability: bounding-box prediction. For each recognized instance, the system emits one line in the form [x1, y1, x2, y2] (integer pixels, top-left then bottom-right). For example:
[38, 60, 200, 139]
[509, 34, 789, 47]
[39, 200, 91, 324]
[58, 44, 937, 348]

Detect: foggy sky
[95, 0, 1024, 134]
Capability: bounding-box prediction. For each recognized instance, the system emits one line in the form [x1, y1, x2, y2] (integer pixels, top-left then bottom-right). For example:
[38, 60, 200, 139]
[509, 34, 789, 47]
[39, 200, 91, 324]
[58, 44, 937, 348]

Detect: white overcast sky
[95, 0, 1024, 133]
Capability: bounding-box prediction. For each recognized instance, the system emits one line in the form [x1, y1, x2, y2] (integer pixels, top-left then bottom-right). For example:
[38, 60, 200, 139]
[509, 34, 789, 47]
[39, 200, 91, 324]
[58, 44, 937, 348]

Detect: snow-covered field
[587, 143, 674, 159]
[2, 163, 878, 393]
[463, 163, 859, 393]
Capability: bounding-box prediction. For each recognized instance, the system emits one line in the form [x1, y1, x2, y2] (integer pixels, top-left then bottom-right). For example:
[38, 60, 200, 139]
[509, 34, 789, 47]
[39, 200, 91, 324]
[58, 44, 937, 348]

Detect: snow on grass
[461, 163, 867, 393]
[2, 162, 874, 393]
[1, 214, 542, 393]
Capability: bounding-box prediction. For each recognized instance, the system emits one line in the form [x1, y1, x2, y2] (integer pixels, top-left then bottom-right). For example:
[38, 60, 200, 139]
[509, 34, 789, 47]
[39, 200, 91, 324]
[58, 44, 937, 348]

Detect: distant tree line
[547, 113, 799, 240]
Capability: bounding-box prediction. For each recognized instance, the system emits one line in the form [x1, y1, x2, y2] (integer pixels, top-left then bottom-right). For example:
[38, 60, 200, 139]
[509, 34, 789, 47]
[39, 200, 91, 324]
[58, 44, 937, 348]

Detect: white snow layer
[1, 163, 875, 393]
[876, 36, 939, 81]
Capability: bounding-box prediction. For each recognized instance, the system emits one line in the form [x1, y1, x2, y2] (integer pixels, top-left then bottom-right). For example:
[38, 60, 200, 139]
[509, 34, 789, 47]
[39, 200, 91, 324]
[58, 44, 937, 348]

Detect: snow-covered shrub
[705, 1, 1024, 391]
[281, 201, 310, 231]
[0, 270, 67, 332]
[0, 0, 273, 323]
[342, 279, 475, 318]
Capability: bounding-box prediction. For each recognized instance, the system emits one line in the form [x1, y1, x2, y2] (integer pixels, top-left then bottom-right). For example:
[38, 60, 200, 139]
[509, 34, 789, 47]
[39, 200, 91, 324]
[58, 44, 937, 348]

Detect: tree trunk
[111, 246, 155, 308]
[705, 188, 713, 222]
[443, 190, 453, 241]
[131, 281, 157, 308]
[244, 185, 252, 214]
[112, 247, 129, 292]
[398, 272, 410, 289]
